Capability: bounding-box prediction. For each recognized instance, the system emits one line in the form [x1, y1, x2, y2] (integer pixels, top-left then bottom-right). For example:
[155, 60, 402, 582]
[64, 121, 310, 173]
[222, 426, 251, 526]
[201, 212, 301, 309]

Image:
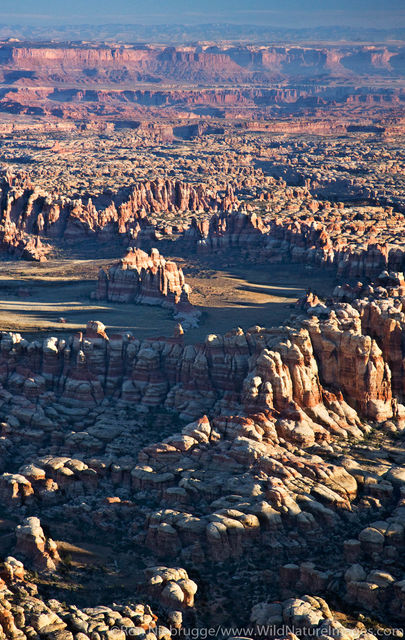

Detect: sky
[1, 0, 403, 28]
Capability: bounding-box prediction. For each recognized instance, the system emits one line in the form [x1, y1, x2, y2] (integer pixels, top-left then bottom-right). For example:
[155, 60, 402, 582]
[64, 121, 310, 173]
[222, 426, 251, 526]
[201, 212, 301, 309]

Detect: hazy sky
[1, 0, 403, 28]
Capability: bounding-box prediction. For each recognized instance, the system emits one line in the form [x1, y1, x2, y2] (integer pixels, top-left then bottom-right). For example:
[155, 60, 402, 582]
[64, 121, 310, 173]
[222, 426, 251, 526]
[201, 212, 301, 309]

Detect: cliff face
[0, 304, 399, 424]
[3, 86, 401, 111]
[299, 270, 405, 416]
[0, 43, 403, 125]
[1, 44, 404, 83]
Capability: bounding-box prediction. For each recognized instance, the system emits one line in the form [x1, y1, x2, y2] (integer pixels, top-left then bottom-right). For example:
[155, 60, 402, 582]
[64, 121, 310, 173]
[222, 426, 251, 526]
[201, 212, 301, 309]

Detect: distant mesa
[0, 42, 403, 130]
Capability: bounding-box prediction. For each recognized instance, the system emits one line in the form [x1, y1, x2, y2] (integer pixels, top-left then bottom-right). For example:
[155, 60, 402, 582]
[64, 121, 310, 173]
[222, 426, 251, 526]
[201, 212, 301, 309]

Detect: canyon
[0, 31, 403, 640]
[0, 42, 403, 137]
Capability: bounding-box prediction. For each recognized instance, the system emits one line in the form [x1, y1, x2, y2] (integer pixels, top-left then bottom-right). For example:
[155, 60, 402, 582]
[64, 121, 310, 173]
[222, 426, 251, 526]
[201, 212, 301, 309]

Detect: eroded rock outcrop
[187, 206, 405, 278]
[95, 247, 194, 314]
[0, 173, 238, 260]
[145, 566, 197, 622]
[0, 554, 169, 640]
[0, 304, 402, 630]
[14, 516, 60, 572]
[251, 595, 378, 638]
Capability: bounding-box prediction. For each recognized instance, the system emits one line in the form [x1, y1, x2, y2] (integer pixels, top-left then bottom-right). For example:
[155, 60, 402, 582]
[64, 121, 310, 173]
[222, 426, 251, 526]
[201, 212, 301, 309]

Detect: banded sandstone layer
[0, 172, 237, 260]
[1, 43, 404, 84]
[0, 43, 403, 132]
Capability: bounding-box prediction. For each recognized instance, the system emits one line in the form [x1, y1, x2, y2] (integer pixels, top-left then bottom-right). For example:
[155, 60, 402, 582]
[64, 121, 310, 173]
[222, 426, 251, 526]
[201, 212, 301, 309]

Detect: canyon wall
[0, 300, 401, 426]
[1, 44, 404, 84]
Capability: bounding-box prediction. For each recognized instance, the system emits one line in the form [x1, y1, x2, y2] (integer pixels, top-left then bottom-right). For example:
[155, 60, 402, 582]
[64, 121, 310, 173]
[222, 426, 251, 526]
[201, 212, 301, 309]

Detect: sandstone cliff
[1, 44, 403, 85]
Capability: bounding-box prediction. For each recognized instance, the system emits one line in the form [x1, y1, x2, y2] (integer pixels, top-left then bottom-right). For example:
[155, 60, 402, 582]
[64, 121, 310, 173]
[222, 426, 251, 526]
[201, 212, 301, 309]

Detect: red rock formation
[0, 224, 50, 261]
[0, 304, 403, 628]
[95, 247, 194, 313]
[186, 207, 405, 278]
[1, 44, 403, 85]
[14, 517, 60, 572]
[0, 309, 400, 423]
[0, 173, 238, 260]
[304, 311, 396, 422]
